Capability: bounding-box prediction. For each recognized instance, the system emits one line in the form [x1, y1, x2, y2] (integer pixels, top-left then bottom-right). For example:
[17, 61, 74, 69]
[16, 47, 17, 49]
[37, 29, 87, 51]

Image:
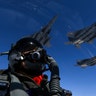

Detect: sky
[0, 0, 96, 96]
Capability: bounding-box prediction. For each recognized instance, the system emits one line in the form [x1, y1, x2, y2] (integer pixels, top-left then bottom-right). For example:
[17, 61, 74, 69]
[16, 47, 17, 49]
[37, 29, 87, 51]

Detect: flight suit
[0, 70, 72, 96]
[0, 70, 49, 96]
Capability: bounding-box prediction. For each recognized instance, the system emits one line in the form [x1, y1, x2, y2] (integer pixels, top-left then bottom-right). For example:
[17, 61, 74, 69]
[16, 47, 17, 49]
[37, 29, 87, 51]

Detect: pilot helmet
[8, 37, 47, 77]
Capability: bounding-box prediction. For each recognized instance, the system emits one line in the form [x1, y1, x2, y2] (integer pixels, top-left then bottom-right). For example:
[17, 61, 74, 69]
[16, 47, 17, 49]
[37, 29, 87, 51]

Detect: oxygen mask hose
[47, 56, 61, 96]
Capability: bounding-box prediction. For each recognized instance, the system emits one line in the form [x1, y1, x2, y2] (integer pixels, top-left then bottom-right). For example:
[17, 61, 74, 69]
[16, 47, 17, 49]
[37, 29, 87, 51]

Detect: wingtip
[0, 51, 9, 56]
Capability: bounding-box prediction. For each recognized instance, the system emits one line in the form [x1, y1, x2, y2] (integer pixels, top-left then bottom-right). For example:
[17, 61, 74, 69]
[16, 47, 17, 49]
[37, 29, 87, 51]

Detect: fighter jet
[30, 15, 58, 47]
[66, 22, 96, 47]
[0, 15, 58, 56]
[75, 56, 96, 68]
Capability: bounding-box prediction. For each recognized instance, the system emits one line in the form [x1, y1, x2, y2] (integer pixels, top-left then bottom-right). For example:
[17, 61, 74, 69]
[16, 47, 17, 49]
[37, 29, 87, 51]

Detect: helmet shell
[8, 37, 46, 76]
[11, 37, 43, 53]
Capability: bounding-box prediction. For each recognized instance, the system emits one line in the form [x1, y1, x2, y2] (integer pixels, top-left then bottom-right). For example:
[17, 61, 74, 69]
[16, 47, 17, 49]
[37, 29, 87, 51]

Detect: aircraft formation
[66, 22, 96, 68]
[0, 15, 96, 68]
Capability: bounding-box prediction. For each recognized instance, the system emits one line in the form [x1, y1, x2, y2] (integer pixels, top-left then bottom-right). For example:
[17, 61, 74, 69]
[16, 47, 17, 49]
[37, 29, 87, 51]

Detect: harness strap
[0, 75, 9, 96]
[10, 74, 29, 96]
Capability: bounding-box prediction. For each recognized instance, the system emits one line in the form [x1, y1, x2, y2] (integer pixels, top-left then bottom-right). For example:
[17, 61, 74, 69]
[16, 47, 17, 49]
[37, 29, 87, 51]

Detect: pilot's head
[8, 37, 47, 77]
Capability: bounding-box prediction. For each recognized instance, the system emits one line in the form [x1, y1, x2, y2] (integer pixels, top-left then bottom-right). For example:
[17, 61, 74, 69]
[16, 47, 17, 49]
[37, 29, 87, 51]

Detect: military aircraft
[66, 22, 96, 47]
[0, 15, 57, 56]
[75, 56, 96, 68]
[31, 15, 58, 47]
